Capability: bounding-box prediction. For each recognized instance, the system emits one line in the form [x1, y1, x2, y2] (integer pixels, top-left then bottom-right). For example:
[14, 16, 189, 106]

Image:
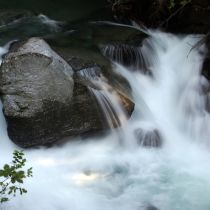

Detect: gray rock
[54, 46, 135, 123]
[74, 66, 134, 116]
[54, 45, 133, 97]
[0, 38, 134, 148]
[0, 38, 74, 147]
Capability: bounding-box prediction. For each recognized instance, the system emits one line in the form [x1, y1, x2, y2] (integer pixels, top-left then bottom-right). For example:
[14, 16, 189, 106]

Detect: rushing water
[1, 17, 210, 210]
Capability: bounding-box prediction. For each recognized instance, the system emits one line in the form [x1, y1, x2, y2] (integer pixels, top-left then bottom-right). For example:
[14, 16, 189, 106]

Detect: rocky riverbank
[0, 0, 210, 147]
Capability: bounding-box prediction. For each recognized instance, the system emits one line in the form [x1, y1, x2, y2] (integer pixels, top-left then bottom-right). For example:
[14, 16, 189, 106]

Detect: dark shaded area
[0, 0, 108, 21]
[108, 0, 169, 27]
[109, 0, 210, 34]
[202, 34, 210, 81]
[166, 1, 210, 34]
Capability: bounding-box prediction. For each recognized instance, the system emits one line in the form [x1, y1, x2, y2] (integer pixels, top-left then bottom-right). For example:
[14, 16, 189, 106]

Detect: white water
[1, 31, 210, 210]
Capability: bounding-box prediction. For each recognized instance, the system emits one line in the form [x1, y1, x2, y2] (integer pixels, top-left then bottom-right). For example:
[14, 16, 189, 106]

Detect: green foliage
[169, 0, 191, 9]
[0, 150, 33, 204]
[169, 0, 175, 9]
[108, 0, 133, 6]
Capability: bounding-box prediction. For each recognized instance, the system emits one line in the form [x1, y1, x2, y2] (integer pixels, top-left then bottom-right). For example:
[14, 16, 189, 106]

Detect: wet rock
[46, 20, 148, 72]
[65, 81, 109, 135]
[74, 66, 103, 88]
[53, 40, 135, 119]
[145, 205, 159, 210]
[53, 44, 133, 97]
[0, 37, 74, 147]
[0, 38, 134, 148]
[51, 44, 111, 72]
[134, 128, 162, 147]
[47, 21, 147, 49]
[0, 15, 63, 46]
[87, 21, 147, 46]
[74, 67, 135, 117]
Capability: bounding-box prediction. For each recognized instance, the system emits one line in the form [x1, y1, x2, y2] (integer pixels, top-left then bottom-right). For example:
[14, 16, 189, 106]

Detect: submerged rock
[145, 205, 159, 210]
[0, 38, 134, 148]
[134, 127, 162, 148]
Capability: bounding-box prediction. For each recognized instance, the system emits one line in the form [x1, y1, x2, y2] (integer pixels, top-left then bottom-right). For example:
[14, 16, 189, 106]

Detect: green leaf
[0, 197, 9, 203]
[0, 150, 33, 204]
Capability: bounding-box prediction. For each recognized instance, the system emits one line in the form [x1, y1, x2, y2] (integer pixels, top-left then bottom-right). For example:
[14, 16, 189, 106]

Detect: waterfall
[1, 30, 210, 210]
[76, 67, 128, 129]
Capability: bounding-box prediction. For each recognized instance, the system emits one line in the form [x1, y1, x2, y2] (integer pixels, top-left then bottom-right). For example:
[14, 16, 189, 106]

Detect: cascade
[0, 20, 210, 210]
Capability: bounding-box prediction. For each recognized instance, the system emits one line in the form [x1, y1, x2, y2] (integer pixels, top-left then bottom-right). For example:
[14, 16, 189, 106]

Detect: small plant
[0, 150, 33, 203]
[169, 0, 175, 9]
[181, 0, 191, 6]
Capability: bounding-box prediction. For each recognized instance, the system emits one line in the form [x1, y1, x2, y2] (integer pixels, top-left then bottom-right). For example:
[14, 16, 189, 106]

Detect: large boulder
[0, 38, 134, 148]
[0, 38, 74, 147]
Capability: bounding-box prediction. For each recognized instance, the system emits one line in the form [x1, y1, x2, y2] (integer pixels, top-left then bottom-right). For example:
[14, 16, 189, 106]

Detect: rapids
[1, 23, 210, 210]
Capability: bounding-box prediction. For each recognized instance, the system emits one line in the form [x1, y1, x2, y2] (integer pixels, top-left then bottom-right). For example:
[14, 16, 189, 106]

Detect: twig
[187, 32, 210, 57]
[159, 1, 191, 28]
